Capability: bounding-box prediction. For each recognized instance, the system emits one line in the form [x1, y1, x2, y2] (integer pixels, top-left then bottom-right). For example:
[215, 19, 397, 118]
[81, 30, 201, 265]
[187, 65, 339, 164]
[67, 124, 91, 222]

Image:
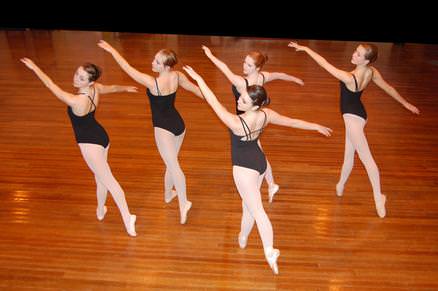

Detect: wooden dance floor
[0, 30, 437, 290]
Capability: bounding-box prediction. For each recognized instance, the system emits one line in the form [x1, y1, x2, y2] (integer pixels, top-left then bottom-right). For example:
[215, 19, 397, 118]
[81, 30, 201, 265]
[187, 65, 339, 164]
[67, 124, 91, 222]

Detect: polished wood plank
[0, 30, 438, 290]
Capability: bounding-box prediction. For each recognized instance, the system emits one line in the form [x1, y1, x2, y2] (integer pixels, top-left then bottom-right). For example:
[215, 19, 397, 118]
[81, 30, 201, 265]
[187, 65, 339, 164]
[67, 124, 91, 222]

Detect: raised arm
[202, 45, 246, 88]
[183, 65, 240, 130]
[176, 71, 204, 99]
[262, 71, 304, 86]
[98, 40, 154, 88]
[288, 41, 352, 84]
[21, 58, 78, 107]
[265, 108, 332, 137]
[371, 67, 420, 114]
[95, 83, 138, 94]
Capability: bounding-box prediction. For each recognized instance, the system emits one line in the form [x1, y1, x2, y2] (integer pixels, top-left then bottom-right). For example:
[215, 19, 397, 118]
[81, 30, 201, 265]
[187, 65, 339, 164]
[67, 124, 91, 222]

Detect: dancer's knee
[357, 152, 378, 171]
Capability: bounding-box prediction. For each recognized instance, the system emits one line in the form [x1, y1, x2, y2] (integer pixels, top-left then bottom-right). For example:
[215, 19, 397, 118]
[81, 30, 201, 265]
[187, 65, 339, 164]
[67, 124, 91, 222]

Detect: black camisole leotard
[340, 74, 367, 120]
[67, 88, 109, 148]
[230, 110, 268, 174]
[147, 78, 185, 136]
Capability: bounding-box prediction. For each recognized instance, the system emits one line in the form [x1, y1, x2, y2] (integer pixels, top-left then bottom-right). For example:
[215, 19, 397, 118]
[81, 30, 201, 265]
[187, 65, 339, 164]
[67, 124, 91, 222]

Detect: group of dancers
[21, 39, 419, 274]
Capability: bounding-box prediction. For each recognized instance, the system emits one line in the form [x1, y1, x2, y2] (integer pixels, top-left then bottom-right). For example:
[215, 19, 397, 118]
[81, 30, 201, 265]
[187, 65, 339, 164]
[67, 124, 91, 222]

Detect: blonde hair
[158, 49, 178, 67]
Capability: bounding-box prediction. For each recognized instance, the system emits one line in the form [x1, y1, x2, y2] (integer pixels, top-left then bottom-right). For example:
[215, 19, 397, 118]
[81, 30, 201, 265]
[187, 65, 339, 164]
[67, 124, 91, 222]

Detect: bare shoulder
[94, 82, 104, 92]
[261, 108, 274, 120]
[175, 70, 185, 80]
[261, 107, 273, 114]
[260, 71, 270, 78]
[69, 93, 89, 108]
[370, 66, 381, 77]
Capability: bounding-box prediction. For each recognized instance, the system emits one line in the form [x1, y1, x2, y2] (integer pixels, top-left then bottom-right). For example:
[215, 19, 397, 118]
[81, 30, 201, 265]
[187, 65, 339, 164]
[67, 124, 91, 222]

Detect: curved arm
[202, 45, 246, 88]
[263, 71, 304, 86]
[288, 41, 352, 84]
[20, 58, 78, 107]
[265, 108, 332, 137]
[183, 65, 240, 130]
[371, 67, 420, 114]
[95, 83, 138, 94]
[97, 40, 154, 88]
[176, 71, 204, 99]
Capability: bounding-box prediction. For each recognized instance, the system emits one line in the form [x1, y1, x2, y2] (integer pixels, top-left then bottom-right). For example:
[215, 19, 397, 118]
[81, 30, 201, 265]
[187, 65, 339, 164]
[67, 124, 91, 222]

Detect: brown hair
[361, 44, 378, 63]
[82, 63, 101, 82]
[247, 85, 270, 107]
[158, 49, 178, 67]
[248, 51, 268, 69]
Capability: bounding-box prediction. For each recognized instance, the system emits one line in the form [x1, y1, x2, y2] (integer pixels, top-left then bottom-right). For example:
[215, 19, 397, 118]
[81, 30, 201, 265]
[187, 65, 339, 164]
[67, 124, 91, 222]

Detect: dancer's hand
[125, 86, 138, 93]
[295, 78, 304, 86]
[20, 58, 37, 70]
[98, 40, 115, 53]
[288, 41, 306, 52]
[183, 65, 203, 82]
[316, 125, 333, 137]
[404, 103, 420, 115]
[202, 45, 213, 57]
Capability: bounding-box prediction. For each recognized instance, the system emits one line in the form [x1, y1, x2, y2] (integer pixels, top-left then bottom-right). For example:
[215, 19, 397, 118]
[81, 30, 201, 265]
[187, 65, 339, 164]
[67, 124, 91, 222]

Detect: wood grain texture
[0, 30, 437, 290]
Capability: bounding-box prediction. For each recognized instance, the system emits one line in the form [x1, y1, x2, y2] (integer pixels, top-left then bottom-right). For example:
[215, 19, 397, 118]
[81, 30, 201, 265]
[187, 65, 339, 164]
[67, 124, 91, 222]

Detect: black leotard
[230, 110, 267, 174]
[340, 74, 367, 120]
[147, 78, 185, 136]
[67, 88, 109, 147]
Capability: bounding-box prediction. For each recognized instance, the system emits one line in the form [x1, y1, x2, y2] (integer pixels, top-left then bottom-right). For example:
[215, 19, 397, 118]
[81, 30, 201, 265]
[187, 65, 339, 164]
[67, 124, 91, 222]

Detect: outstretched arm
[288, 41, 352, 84]
[21, 58, 78, 107]
[371, 67, 420, 114]
[263, 71, 304, 86]
[265, 108, 332, 137]
[95, 83, 138, 94]
[202, 45, 246, 88]
[183, 65, 240, 130]
[98, 40, 154, 88]
[176, 71, 204, 99]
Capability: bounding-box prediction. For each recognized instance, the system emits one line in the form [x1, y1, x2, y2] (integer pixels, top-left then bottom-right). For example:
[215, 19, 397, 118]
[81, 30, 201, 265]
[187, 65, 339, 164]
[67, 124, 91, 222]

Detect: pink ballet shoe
[265, 248, 280, 275]
[165, 190, 177, 203]
[180, 201, 192, 224]
[96, 206, 107, 221]
[336, 183, 344, 197]
[375, 194, 387, 218]
[238, 233, 248, 249]
[268, 184, 279, 203]
[126, 214, 137, 237]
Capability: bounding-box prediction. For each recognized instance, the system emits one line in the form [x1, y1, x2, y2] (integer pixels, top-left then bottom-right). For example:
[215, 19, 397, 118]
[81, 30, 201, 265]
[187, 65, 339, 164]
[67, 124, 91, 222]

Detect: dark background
[1, 3, 436, 44]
